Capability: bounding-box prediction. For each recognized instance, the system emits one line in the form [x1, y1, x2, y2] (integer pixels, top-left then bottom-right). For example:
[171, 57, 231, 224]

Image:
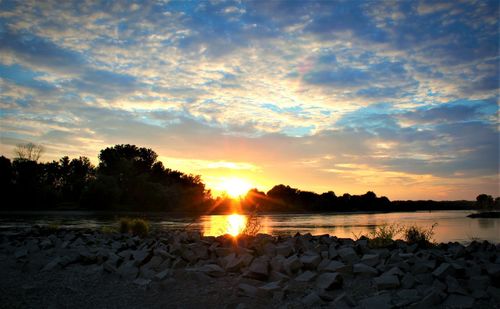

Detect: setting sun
[227, 214, 247, 236]
[218, 177, 252, 198]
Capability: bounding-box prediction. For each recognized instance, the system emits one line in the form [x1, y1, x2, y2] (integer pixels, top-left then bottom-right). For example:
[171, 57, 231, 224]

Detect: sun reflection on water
[204, 214, 248, 236]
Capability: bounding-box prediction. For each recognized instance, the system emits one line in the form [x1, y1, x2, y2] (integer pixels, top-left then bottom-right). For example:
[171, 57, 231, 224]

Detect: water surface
[0, 210, 498, 244]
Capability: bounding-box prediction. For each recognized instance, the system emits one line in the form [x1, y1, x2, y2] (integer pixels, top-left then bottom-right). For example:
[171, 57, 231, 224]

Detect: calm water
[0, 210, 498, 244]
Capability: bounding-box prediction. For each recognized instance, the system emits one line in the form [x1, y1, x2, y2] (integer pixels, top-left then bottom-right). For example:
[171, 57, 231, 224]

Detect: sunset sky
[0, 0, 498, 200]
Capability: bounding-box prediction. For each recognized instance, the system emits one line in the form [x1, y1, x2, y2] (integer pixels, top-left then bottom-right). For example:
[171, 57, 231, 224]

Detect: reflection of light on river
[203, 214, 247, 236]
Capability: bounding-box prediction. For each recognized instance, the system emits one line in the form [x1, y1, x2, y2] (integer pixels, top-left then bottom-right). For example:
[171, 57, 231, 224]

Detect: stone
[258, 281, 281, 297]
[132, 250, 151, 266]
[300, 253, 321, 270]
[247, 257, 269, 279]
[196, 264, 225, 277]
[395, 289, 419, 305]
[374, 275, 400, 289]
[238, 283, 258, 297]
[295, 270, 317, 282]
[269, 271, 290, 282]
[446, 275, 467, 295]
[408, 290, 443, 309]
[39, 239, 53, 249]
[283, 255, 302, 275]
[360, 254, 380, 267]
[133, 278, 151, 288]
[143, 256, 163, 271]
[432, 263, 454, 279]
[401, 273, 416, 289]
[262, 243, 277, 256]
[154, 269, 170, 281]
[384, 266, 404, 277]
[270, 255, 285, 272]
[353, 263, 378, 276]
[276, 243, 294, 257]
[323, 260, 351, 273]
[302, 291, 322, 306]
[316, 272, 342, 290]
[358, 294, 391, 309]
[328, 244, 338, 259]
[103, 261, 117, 273]
[468, 275, 490, 291]
[14, 248, 28, 259]
[118, 261, 139, 279]
[442, 294, 474, 308]
[41, 257, 61, 272]
[337, 247, 359, 264]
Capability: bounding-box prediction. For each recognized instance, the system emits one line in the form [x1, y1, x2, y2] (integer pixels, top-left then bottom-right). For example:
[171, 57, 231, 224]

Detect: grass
[367, 224, 403, 248]
[46, 222, 61, 232]
[355, 223, 437, 248]
[241, 209, 262, 237]
[118, 217, 150, 237]
[404, 223, 437, 246]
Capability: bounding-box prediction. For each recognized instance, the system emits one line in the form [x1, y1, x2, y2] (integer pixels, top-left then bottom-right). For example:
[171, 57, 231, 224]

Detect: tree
[476, 194, 494, 211]
[14, 143, 44, 162]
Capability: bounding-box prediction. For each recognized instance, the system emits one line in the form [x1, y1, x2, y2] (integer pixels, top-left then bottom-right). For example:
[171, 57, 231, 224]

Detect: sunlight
[218, 177, 252, 198]
[227, 214, 247, 236]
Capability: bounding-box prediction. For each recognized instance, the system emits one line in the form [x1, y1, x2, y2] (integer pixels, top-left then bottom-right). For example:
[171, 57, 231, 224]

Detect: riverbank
[1, 227, 499, 308]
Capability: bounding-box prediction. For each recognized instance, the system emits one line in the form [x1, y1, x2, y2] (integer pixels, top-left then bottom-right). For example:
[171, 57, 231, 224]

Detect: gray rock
[262, 243, 277, 256]
[384, 266, 404, 277]
[276, 243, 294, 257]
[300, 253, 321, 269]
[295, 270, 317, 282]
[269, 271, 290, 282]
[323, 260, 351, 273]
[468, 275, 490, 291]
[432, 262, 454, 279]
[132, 250, 151, 266]
[328, 244, 338, 259]
[408, 290, 443, 309]
[41, 257, 61, 272]
[360, 253, 380, 267]
[374, 275, 400, 289]
[395, 289, 419, 305]
[153, 269, 170, 281]
[337, 247, 359, 264]
[401, 272, 416, 289]
[238, 283, 258, 297]
[118, 261, 139, 279]
[14, 248, 28, 259]
[486, 263, 500, 278]
[316, 272, 342, 290]
[302, 291, 322, 306]
[446, 275, 467, 295]
[358, 294, 391, 309]
[258, 281, 281, 297]
[270, 255, 285, 272]
[353, 263, 378, 276]
[283, 255, 302, 275]
[103, 261, 117, 273]
[247, 257, 269, 279]
[442, 294, 474, 308]
[143, 256, 163, 271]
[196, 264, 225, 277]
[133, 278, 151, 288]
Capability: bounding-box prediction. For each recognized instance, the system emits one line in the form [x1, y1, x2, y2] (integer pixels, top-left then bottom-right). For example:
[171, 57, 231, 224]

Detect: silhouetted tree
[14, 143, 44, 162]
[476, 194, 495, 211]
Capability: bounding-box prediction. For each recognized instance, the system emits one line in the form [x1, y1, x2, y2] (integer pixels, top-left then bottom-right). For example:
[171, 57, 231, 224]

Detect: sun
[219, 177, 252, 198]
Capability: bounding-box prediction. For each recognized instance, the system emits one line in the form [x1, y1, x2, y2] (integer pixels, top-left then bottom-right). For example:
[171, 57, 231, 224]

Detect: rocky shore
[1, 227, 499, 308]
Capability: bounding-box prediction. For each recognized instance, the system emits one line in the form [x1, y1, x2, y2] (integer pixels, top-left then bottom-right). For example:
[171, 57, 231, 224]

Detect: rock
[337, 247, 359, 264]
[302, 291, 322, 306]
[238, 283, 258, 297]
[395, 289, 419, 306]
[196, 264, 225, 277]
[118, 261, 139, 279]
[247, 257, 269, 279]
[143, 256, 163, 271]
[39, 239, 53, 249]
[486, 263, 500, 279]
[103, 261, 117, 273]
[401, 272, 416, 289]
[384, 266, 404, 277]
[262, 243, 277, 257]
[408, 290, 444, 309]
[487, 286, 500, 302]
[360, 254, 380, 267]
[14, 248, 28, 259]
[316, 272, 342, 290]
[446, 275, 467, 295]
[270, 255, 285, 272]
[374, 275, 400, 289]
[133, 278, 151, 289]
[328, 244, 338, 259]
[41, 257, 61, 272]
[323, 260, 351, 273]
[154, 269, 170, 281]
[300, 253, 321, 270]
[353, 263, 378, 277]
[358, 293, 391, 309]
[276, 243, 294, 257]
[295, 270, 317, 282]
[432, 262, 454, 279]
[132, 250, 151, 266]
[468, 275, 490, 291]
[442, 294, 475, 308]
[283, 255, 302, 275]
[258, 281, 281, 297]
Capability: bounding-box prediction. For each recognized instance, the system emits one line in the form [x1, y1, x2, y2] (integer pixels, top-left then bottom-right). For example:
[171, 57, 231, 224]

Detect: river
[0, 210, 498, 244]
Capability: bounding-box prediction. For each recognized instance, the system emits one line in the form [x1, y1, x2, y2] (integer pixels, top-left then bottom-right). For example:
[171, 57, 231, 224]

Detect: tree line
[0, 143, 496, 213]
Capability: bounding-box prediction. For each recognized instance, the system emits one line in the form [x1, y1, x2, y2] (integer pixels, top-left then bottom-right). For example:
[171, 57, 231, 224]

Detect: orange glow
[217, 177, 252, 198]
[227, 214, 247, 236]
[203, 214, 248, 236]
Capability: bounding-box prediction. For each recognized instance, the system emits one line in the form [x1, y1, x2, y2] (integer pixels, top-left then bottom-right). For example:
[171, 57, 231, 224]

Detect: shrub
[131, 218, 149, 237]
[119, 217, 132, 234]
[241, 209, 261, 237]
[404, 223, 436, 246]
[368, 224, 403, 248]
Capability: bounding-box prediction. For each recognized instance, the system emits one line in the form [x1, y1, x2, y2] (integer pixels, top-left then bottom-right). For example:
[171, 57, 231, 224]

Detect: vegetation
[0, 143, 495, 214]
[118, 218, 150, 237]
[475, 194, 500, 212]
[367, 224, 403, 248]
[404, 223, 437, 246]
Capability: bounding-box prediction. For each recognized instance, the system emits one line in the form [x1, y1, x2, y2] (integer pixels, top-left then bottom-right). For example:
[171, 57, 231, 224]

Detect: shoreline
[1, 227, 499, 308]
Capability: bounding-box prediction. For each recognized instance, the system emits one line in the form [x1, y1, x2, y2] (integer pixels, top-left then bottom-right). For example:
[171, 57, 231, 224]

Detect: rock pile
[1, 227, 500, 308]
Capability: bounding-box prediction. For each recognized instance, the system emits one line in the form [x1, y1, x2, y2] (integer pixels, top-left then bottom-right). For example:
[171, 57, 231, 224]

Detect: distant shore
[1, 226, 499, 308]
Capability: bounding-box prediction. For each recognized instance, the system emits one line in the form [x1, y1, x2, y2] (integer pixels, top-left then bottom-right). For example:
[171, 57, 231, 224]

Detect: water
[0, 210, 498, 244]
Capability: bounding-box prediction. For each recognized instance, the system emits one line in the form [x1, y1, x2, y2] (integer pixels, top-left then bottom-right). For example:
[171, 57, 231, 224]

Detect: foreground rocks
[1, 227, 499, 308]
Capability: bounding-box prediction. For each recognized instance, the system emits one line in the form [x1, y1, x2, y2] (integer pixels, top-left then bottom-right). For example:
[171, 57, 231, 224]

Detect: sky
[0, 0, 498, 200]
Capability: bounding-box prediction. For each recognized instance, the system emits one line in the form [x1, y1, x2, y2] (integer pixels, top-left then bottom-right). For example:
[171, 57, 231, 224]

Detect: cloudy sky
[0, 0, 498, 200]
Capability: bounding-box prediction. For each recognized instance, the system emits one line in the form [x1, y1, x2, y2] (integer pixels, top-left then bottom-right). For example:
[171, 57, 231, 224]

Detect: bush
[368, 224, 403, 248]
[118, 217, 149, 237]
[404, 223, 436, 246]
